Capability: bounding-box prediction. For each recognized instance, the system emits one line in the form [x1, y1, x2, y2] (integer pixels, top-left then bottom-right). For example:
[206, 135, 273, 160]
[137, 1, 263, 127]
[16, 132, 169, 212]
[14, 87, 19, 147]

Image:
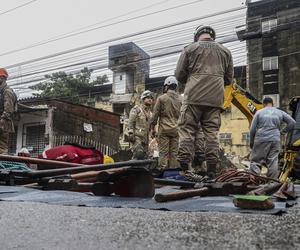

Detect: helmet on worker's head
[0, 68, 8, 79]
[164, 76, 178, 86]
[194, 25, 216, 42]
[140, 90, 154, 100]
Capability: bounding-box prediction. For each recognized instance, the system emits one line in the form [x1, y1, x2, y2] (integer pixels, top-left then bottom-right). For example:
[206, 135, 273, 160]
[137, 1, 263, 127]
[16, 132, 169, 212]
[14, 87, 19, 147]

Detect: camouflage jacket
[0, 83, 16, 133]
[151, 90, 182, 135]
[128, 104, 152, 139]
[175, 39, 233, 108]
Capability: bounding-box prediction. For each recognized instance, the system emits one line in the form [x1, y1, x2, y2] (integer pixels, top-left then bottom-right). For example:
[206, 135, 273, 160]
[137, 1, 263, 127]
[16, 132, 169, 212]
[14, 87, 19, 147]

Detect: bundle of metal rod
[215, 168, 279, 185]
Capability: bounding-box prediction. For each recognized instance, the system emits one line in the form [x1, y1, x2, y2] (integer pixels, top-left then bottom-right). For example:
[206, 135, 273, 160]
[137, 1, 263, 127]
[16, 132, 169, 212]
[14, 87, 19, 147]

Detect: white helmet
[140, 90, 154, 100]
[164, 76, 178, 86]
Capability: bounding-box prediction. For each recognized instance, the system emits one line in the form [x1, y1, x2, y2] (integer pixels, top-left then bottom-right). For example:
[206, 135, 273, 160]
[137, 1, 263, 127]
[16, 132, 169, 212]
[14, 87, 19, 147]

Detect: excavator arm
[224, 81, 263, 124]
[223, 82, 300, 182]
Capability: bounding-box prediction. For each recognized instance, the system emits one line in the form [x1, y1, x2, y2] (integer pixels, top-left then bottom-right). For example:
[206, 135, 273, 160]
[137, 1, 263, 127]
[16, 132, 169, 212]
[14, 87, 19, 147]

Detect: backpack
[39, 143, 104, 165]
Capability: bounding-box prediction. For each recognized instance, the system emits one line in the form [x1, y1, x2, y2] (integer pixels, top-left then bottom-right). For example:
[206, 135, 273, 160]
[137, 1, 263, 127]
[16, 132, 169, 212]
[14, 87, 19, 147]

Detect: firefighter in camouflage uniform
[127, 90, 154, 159]
[0, 68, 17, 154]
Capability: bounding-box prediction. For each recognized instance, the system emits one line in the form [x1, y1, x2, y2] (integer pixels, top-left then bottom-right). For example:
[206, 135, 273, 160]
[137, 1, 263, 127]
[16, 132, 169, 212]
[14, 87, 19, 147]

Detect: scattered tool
[272, 182, 297, 201]
[93, 173, 155, 197]
[154, 182, 258, 202]
[283, 182, 297, 200]
[273, 182, 289, 200]
[247, 183, 282, 196]
[0, 154, 82, 169]
[45, 173, 155, 198]
[233, 195, 275, 210]
[153, 178, 196, 188]
[97, 167, 149, 182]
[155, 187, 209, 202]
[0, 159, 154, 185]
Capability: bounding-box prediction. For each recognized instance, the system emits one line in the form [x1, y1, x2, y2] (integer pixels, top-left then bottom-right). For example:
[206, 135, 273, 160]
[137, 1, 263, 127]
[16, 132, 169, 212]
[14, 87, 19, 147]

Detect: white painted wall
[15, 109, 51, 154]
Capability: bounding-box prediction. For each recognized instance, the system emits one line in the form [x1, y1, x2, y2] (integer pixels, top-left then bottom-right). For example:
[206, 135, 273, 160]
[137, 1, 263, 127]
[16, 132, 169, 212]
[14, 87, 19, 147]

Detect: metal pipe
[0, 159, 154, 179]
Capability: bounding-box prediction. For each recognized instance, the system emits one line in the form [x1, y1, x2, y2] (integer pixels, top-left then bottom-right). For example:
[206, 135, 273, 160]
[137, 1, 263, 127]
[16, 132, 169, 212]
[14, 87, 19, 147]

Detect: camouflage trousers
[193, 128, 206, 173]
[0, 132, 9, 154]
[177, 104, 221, 165]
[157, 134, 180, 170]
[131, 136, 149, 160]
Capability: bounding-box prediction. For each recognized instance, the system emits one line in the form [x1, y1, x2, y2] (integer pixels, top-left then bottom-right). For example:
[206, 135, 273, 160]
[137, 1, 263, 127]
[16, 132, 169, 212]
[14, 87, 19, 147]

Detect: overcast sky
[0, 0, 248, 98]
[0, 0, 245, 66]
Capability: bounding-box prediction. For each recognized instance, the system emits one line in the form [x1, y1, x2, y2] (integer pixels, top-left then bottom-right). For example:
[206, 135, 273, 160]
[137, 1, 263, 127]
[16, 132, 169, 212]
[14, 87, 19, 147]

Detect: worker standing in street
[175, 25, 233, 178]
[150, 76, 182, 170]
[249, 97, 295, 178]
[127, 90, 154, 160]
[0, 68, 17, 154]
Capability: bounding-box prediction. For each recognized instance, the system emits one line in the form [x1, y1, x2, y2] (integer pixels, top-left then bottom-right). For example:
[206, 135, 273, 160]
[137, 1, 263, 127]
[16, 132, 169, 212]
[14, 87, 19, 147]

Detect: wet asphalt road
[0, 201, 299, 250]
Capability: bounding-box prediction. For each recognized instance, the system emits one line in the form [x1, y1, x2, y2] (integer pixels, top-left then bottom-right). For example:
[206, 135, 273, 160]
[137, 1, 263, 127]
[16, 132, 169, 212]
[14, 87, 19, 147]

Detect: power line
[1, 0, 208, 58]
[8, 37, 245, 83]
[6, 9, 247, 89]
[17, 0, 174, 48]
[10, 14, 243, 74]
[3, 6, 245, 62]
[0, 0, 38, 16]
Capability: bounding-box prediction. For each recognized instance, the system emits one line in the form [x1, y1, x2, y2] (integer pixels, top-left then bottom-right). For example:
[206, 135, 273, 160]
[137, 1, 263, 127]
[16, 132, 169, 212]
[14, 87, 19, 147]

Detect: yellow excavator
[224, 81, 300, 182]
[278, 97, 300, 182]
[224, 81, 263, 124]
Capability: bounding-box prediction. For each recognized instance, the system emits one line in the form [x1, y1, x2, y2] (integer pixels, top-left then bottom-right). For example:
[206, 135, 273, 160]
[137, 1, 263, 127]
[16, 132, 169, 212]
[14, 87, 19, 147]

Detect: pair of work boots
[179, 161, 217, 180]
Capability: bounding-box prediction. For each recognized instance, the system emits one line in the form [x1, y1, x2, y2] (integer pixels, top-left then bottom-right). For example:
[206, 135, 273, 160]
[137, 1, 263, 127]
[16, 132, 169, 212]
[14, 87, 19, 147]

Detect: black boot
[206, 163, 217, 179]
[193, 152, 205, 167]
[179, 161, 189, 171]
[192, 152, 206, 175]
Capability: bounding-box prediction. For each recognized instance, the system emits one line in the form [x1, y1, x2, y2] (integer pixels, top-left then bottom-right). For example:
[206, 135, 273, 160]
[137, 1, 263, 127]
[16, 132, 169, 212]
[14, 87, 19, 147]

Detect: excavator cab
[288, 97, 300, 147]
[279, 97, 300, 182]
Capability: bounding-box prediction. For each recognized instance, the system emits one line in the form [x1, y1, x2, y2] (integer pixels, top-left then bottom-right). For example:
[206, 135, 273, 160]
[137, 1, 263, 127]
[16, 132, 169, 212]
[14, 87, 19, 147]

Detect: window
[8, 126, 18, 154]
[263, 56, 278, 71]
[224, 107, 232, 114]
[263, 81, 278, 85]
[22, 123, 46, 157]
[219, 133, 232, 143]
[262, 19, 277, 33]
[242, 132, 250, 141]
[114, 73, 126, 94]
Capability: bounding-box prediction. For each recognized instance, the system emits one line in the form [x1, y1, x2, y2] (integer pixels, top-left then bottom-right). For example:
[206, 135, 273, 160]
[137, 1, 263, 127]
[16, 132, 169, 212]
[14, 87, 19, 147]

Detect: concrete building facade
[9, 99, 120, 157]
[238, 0, 300, 109]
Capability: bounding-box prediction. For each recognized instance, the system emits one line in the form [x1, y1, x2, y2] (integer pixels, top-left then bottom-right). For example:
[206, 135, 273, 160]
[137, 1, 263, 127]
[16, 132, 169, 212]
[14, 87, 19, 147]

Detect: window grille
[22, 123, 46, 157]
[8, 126, 18, 155]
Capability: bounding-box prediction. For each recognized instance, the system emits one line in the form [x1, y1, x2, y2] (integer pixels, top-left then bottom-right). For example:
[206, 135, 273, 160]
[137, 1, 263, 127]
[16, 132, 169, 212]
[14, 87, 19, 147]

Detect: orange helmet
[0, 68, 8, 78]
